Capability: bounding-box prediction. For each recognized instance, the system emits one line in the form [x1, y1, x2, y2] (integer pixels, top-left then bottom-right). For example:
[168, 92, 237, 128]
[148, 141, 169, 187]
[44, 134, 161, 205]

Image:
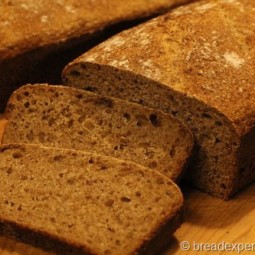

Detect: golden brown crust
[0, 0, 194, 61]
[69, 0, 255, 135]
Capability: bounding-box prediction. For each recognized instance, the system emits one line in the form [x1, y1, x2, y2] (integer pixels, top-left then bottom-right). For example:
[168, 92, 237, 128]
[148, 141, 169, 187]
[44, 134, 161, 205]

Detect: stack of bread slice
[0, 84, 193, 254]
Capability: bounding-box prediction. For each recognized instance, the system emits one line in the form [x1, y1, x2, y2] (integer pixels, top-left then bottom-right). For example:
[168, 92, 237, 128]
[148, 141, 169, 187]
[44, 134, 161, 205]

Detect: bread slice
[2, 84, 193, 182]
[0, 143, 183, 255]
[0, 0, 196, 112]
[63, 0, 255, 199]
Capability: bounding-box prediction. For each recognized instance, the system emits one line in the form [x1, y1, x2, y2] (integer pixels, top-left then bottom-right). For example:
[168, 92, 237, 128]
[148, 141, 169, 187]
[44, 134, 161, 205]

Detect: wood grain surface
[0, 116, 254, 255]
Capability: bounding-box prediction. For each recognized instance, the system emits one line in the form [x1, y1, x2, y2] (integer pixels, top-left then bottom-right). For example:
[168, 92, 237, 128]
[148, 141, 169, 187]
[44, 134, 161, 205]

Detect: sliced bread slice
[0, 143, 183, 255]
[2, 84, 193, 182]
[62, 0, 255, 199]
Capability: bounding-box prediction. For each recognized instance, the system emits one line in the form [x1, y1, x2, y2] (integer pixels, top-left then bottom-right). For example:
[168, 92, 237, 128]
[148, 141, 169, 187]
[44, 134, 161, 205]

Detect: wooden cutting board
[0, 116, 255, 255]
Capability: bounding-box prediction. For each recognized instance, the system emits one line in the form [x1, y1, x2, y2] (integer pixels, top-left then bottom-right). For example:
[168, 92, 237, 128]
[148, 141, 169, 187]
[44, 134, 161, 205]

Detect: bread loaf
[0, 143, 183, 255]
[63, 0, 255, 199]
[0, 0, 195, 112]
[2, 84, 193, 181]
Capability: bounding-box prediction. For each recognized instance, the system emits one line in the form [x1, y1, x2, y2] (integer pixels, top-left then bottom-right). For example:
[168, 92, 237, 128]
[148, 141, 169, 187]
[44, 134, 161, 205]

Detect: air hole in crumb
[115, 240, 121, 246]
[155, 197, 161, 202]
[135, 191, 141, 197]
[123, 113, 130, 121]
[175, 138, 181, 145]
[84, 86, 97, 92]
[89, 159, 94, 164]
[220, 183, 227, 189]
[24, 102, 30, 108]
[202, 113, 212, 119]
[215, 121, 222, 126]
[76, 94, 83, 99]
[136, 115, 147, 127]
[100, 165, 107, 170]
[95, 98, 113, 108]
[105, 199, 114, 207]
[55, 92, 59, 97]
[149, 114, 159, 126]
[6, 167, 13, 175]
[59, 173, 64, 178]
[148, 161, 157, 169]
[12, 152, 23, 159]
[121, 197, 131, 202]
[24, 92, 29, 96]
[16, 95, 22, 101]
[157, 178, 165, 184]
[38, 132, 45, 143]
[78, 115, 86, 123]
[48, 118, 55, 126]
[168, 95, 174, 101]
[105, 250, 111, 255]
[67, 178, 75, 185]
[169, 146, 176, 157]
[50, 217, 56, 223]
[172, 110, 178, 117]
[166, 191, 173, 197]
[68, 119, 74, 128]
[138, 99, 144, 105]
[215, 138, 221, 144]
[70, 70, 81, 76]
[53, 155, 64, 161]
[20, 175, 28, 181]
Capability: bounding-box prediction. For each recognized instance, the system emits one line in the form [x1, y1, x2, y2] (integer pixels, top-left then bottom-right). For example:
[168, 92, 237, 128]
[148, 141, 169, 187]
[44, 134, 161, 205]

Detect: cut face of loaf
[63, 0, 255, 199]
[2, 84, 193, 182]
[0, 144, 183, 255]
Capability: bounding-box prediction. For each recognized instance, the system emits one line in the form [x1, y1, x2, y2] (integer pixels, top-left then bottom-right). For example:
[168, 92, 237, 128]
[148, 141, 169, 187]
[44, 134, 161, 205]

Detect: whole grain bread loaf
[0, 0, 196, 112]
[2, 84, 193, 181]
[0, 143, 183, 255]
[63, 0, 255, 199]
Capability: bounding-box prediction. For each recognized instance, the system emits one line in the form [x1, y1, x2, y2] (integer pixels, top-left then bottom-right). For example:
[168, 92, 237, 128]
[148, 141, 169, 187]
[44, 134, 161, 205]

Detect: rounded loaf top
[78, 0, 255, 135]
